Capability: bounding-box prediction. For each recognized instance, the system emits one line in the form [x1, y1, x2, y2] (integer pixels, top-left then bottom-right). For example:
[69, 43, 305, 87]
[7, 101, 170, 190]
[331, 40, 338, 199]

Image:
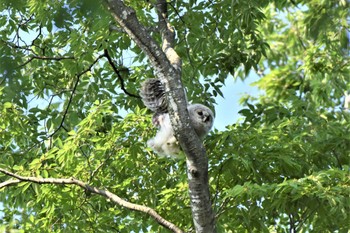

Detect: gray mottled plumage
[140, 78, 214, 158]
[139, 78, 168, 115]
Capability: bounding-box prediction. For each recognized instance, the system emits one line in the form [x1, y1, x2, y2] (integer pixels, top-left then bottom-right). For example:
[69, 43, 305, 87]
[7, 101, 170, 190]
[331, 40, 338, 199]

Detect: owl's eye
[197, 111, 203, 116]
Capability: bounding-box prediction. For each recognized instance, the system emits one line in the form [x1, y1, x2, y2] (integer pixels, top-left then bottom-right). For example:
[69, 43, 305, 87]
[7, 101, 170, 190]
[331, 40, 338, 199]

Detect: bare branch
[18, 55, 75, 68]
[103, 49, 140, 98]
[167, 2, 196, 70]
[4, 40, 34, 52]
[32, 24, 43, 47]
[104, 0, 180, 76]
[156, 0, 181, 70]
[32, 55, 75, 61]
[49, 54, 105, 137]
[0, 179, 21, 189]
[89, 149, 114, 183]
[109, 24, 125, 33]
[0, 168, 183, 233]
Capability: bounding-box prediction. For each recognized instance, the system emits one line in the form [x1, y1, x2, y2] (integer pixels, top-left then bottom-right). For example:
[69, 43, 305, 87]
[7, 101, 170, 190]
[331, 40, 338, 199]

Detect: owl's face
[195, 108, 213, 124]
[188, 104, 214, 138]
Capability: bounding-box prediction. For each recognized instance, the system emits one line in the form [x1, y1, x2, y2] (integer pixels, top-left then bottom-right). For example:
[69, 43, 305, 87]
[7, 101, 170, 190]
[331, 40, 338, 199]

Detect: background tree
[0, 0, 349, 232]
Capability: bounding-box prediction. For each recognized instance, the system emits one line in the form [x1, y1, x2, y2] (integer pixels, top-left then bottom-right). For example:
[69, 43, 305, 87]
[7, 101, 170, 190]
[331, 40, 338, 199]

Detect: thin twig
[18, 55, 75, 68]
[49, 54, 105, 137]
[89, 151, 114, 183]
[103, 49, 140, 98]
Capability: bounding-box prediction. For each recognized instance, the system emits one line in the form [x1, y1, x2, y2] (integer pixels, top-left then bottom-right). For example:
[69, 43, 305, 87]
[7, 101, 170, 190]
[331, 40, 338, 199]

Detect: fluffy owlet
[140, 78, 214, 158]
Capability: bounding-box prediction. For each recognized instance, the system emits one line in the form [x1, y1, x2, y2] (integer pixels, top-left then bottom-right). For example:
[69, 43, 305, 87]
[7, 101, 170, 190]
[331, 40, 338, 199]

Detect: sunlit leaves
[0, 0, 349, 232]
[177, 0, 268, 79]
[208, 91, 349, 231]
[224, 169, 350, 232]
[256, 1, 349, 108]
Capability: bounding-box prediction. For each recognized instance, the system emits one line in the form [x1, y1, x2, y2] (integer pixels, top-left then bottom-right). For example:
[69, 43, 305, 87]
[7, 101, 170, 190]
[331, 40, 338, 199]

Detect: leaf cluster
[0, 0, 349, 232]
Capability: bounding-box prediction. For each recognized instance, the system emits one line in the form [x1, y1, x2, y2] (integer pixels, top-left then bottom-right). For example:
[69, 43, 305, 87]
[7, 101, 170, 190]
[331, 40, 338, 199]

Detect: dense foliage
[0, 0, 349, 232]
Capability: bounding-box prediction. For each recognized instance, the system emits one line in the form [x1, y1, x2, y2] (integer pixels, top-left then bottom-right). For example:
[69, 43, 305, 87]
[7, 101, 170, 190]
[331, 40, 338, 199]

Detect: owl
[140, 78, 214, 158]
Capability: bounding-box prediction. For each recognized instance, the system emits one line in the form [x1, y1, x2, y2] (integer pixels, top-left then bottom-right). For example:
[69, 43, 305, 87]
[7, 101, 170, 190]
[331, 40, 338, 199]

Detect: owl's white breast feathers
[147, 114, 181, 157]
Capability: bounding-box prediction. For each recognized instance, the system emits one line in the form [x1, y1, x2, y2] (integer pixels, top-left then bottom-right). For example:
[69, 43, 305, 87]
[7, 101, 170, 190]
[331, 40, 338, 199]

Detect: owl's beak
[203, 115, 211, 123]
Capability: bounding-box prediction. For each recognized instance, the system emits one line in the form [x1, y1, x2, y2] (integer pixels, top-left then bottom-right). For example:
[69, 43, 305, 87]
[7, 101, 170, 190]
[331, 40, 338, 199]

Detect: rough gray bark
[103, 1, 216, 232]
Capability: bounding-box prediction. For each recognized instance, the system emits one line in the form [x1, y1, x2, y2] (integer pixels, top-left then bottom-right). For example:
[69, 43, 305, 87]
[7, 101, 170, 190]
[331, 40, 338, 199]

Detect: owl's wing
[140, 78, 168, 114]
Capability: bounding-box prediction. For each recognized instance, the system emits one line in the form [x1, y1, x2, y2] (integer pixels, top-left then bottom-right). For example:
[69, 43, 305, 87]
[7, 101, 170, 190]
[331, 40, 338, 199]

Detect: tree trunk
[103, 0, 216, 232]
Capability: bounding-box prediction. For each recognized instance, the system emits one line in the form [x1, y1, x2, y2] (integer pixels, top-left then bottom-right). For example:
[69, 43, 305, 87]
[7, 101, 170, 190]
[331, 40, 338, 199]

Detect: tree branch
[0, 179, 21, 189]
[155, 1, 216, 232]
[0, 168, 183, 233]
[155, 0, 181, 69]
[49, 54, 105, 137]
[103, 49, 140, 98]
[18, 55, 75, 67]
